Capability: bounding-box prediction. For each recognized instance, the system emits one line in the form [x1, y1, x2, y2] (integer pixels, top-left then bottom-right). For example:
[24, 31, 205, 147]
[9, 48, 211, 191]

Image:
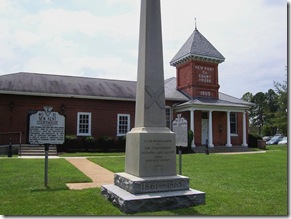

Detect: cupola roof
[170, 28, 225, 66]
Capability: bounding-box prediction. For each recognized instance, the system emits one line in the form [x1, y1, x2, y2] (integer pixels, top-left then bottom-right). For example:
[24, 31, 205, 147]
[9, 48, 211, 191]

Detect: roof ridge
[3, 72, 137, 83]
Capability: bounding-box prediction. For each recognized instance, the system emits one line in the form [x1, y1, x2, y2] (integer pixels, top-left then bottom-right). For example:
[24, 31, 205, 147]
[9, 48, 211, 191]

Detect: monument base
[114, 172, 190, 194]
[101, 172, 205, 214]
[101, 184, 205, 214]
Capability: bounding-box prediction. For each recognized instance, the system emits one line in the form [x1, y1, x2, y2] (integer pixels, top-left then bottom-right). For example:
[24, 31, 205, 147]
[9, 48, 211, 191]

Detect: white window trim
[230, 112, 238, 135]
[117, 114, 130, 136]
[77, 112, 92, 136]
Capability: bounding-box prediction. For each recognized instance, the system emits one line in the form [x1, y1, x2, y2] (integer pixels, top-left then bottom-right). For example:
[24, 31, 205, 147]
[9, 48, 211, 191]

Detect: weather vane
[195, 17, 197, 30]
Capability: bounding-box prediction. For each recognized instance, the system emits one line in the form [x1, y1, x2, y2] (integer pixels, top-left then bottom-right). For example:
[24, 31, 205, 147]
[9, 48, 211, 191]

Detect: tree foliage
[273, 73, 288, 135]
[242, 71, 287, 136]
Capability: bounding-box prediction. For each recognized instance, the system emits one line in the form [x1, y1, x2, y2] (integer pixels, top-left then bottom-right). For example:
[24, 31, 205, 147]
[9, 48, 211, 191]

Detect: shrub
[116, 136, 126, 148]
[82, 136, 96, 151]
[65, 135, 78, 141]
[188, 129, 194, 148]
[98, 136, 114, 152]
[57, 135, 77, 152]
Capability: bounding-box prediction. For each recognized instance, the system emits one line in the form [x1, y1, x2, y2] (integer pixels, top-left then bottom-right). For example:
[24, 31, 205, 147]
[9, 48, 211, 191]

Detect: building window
[230, 113, 237, 134]
[77, 112, 91, 136]
[166, 107, 172, 129]
[117, 114, 130, 136]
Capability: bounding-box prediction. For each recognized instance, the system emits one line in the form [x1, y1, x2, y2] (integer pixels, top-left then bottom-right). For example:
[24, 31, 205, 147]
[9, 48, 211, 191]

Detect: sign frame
[29, 106, 65, 145]
[172, 114, 188, 147]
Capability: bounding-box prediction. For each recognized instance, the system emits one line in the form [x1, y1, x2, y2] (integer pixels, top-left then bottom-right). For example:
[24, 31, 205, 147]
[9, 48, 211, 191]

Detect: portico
[173, 93, 251, 148]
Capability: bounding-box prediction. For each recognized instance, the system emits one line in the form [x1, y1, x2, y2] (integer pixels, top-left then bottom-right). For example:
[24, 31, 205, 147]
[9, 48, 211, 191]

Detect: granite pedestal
[101, 128, 206, 213]
[101, 183, 205, 214]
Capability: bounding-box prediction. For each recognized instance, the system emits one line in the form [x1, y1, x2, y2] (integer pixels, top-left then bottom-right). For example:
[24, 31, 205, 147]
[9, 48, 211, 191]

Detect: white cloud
[0, 0, 287, 98]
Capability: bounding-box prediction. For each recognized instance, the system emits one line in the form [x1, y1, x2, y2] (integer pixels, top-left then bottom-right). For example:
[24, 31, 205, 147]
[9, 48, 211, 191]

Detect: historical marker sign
[172, 114, 188, 147]
[29, 106, 65, 145]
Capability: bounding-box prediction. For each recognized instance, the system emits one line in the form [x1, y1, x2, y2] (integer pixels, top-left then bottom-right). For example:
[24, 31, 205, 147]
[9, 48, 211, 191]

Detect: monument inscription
[129, 131, 176, 177]
[140, 179, 186, 191]
[141, 139, 175, 164]
[114, 172, 190, 194]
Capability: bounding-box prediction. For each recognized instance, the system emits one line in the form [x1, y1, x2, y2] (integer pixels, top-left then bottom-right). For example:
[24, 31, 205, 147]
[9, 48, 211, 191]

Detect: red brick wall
[0, 94, 248, 146]
[0, 94, 135, 144]
[176, 60, 220, 99]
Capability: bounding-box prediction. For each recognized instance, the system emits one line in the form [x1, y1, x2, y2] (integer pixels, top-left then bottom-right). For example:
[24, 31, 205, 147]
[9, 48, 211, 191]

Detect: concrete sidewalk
[65, 157, 114, 190]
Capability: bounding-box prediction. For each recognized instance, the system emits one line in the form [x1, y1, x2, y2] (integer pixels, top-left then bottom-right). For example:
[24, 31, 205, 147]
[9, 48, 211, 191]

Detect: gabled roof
[0, 72, 187, 101]
[0, 72, 253, 109]
[170, 28, 225, 66]
[0, 72, 136, 101]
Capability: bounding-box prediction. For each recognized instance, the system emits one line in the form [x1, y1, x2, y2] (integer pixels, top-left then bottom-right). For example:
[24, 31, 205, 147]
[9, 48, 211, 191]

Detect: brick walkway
[65, 157, 114, 190]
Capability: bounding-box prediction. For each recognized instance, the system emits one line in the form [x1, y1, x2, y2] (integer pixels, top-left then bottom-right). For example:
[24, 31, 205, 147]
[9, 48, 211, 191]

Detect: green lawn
[0, 145, 288, 216]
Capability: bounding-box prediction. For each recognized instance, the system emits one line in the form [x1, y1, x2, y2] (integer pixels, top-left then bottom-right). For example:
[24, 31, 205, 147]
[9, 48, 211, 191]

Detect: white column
[208, 110, 214, 147]
[226, 111, 232, 147]
[242, 111, 248, 146]
[190, 110, 195, 148]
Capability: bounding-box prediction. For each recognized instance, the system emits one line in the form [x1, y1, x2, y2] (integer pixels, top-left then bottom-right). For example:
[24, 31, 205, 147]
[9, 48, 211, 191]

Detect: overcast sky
[0, 0, 287, 98]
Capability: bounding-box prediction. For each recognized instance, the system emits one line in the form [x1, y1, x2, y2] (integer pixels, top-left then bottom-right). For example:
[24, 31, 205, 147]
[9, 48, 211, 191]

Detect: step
[19, 145, 58, 156]
[19, 152, 58, 156]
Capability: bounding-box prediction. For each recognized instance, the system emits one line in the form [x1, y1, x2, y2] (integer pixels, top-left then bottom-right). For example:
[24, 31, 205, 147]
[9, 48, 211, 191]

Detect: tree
[251, 92, 267, 136]
[241, 92, 253, 102]
[262, 89, 279, 136]
[273, 72, 287, 136]
[241, 66, 287, 137]
[242, 92, 256, 133]
[241, 92, 254, 118]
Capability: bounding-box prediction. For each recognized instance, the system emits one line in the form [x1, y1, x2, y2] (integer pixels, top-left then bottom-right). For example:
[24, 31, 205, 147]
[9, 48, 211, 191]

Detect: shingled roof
[0, 72, 253, 108]
[0, 72, 136, 100]
[0, 72, 187, 101]
[170, 28, 225, 66]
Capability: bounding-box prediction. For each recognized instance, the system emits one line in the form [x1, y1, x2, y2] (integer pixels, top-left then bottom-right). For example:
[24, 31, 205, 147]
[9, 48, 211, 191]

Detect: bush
[188, 129, 194, 148]
[58, 135, 127, 153]
[82, 136, 96, 151]
[65, 135, 78, 141]
[248, 133, 262, 148]
[57, 135, 78, 152]
[98, 136, 114, 152]
[116, 136, 126, 149]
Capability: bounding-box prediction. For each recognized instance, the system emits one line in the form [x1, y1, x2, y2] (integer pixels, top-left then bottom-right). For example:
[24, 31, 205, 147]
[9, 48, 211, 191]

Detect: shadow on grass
[168, 206, 204, 216]
[134, 206, 203, 216]
[31, 187, 68, 192]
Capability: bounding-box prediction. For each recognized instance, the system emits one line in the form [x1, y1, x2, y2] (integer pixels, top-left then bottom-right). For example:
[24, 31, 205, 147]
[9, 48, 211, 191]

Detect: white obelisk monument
[124, 0, 176, 177]
[101, 0, 205, 213]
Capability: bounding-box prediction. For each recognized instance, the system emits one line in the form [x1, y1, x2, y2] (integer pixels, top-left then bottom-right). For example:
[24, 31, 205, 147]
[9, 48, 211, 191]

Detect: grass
[0, 145, 288, 216]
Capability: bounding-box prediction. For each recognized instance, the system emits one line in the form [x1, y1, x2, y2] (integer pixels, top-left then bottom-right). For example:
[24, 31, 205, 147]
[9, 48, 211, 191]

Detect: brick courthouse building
[0, 27, 253, 151]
